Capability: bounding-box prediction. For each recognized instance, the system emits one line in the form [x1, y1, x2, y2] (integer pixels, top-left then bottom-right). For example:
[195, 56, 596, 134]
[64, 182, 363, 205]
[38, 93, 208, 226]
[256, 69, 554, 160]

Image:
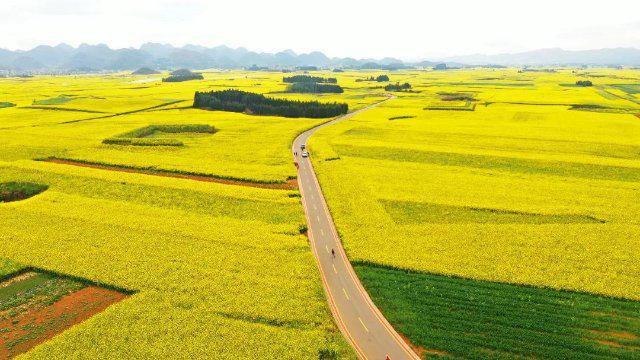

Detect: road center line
[342, 288, 350, 300]
[332, 264, 337, 274]
[358, 317, 369, 333]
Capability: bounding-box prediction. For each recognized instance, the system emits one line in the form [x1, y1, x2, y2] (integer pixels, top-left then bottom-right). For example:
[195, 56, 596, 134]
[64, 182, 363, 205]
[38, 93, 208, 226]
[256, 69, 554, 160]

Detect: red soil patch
[43, 158, 298, 190]
[0, 286, 128, 359]
[399, 333, 449, 358]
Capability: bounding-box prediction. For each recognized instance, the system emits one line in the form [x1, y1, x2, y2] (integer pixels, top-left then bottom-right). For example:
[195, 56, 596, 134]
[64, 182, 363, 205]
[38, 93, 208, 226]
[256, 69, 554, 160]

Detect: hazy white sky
[2, 0, 639, 59]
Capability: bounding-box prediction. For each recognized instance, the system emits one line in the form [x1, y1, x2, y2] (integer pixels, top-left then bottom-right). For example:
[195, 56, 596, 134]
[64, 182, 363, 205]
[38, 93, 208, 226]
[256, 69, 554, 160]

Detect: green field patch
[424, 100, 476, 111]
[611, 84, 640, 95]
[334, 144, 640, 182]
[595, 88, 620, 100]
[569, 104, 639, 114]
[32, 96, 76, 106]
[103, 124, 217, 146]
[0, 268, 131, 359]
[354, 263, 640, 360]
[0, 182, 48, 203]
[380, 200, 605, 224]
[0, 102, 15, 109]
[437, 92, 477, 102]
[425, 92, 478, 111]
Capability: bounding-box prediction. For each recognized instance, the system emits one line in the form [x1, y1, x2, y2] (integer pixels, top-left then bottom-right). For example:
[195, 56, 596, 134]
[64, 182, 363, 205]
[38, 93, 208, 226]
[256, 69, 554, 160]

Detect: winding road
[292, 97, 419, 360]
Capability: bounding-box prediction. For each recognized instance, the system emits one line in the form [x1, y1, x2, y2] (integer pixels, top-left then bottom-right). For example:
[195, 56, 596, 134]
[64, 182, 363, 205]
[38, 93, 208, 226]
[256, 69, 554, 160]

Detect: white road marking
[316, 215, 320, 222]
[342, 288, 350, 300]
[332, 264, 337, 274]
[320, 229, 325, 236]
[325, 245, 330, 254]
[313, 204, 317, 210]
[358, 317, 369, 333]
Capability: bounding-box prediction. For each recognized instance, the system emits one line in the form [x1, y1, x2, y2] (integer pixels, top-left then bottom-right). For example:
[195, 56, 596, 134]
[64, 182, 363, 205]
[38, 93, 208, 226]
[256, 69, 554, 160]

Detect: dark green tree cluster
[384, 82, 412, 92]
[362, 74, 389, 82]
[283, 75, 337, 83]
[575, 80, 593, 87]
[193, 89, 348, 118]
[286, 82, 344, 93]
[162, 69, 204, 82]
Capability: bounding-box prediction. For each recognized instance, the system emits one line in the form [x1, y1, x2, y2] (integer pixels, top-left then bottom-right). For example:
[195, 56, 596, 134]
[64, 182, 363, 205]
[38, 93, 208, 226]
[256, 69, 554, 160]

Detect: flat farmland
[1, 68, 639, 359]
[309, 69, 640, 357]
[0, 71, 390, 358]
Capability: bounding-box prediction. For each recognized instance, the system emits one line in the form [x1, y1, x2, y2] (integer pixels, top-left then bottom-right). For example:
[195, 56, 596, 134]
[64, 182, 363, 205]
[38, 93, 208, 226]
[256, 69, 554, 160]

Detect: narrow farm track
[40, 158, 298, 190]
[293, 96, 420, 360]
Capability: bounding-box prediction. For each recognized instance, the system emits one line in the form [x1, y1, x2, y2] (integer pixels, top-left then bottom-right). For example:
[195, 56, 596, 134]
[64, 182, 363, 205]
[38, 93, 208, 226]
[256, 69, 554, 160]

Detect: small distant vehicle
[301, 151, 309, 158]
[301, 144, 306, 150]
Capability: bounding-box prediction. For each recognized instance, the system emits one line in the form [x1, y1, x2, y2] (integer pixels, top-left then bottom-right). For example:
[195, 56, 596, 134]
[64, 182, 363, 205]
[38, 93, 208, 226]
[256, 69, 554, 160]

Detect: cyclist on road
[331, 248, 336, 258]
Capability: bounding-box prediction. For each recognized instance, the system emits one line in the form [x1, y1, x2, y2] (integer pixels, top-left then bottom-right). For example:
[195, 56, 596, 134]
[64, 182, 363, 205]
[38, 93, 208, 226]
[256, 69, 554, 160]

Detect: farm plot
[309, 69, 640, 357]
[0, 70, 374, 358]
[0, 264, 130, 359]
[355, 263, 640, 359]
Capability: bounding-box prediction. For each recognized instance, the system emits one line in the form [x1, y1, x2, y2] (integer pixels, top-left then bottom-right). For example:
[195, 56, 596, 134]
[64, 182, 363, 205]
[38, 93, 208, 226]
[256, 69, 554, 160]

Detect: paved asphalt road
[292, 97, 419, 360]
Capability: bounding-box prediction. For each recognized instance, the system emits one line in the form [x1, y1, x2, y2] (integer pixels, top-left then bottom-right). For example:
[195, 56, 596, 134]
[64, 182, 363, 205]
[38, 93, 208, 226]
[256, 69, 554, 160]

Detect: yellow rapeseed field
[2, 67, 638, 358]
[0, 70, 389, 358]
[310, 68, 640, 300]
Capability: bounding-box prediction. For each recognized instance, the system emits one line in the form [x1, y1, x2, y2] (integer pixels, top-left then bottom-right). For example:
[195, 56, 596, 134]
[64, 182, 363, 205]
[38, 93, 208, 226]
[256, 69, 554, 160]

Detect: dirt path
[42, 158, 298, 190]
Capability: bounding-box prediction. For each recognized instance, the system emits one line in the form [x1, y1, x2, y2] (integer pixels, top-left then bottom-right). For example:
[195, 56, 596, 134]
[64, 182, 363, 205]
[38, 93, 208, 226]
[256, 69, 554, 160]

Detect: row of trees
[286, 82, 344, 93]
[193, 89, 348, 118]
[384, 82, 412, 92]
[283, 75, 337, 83]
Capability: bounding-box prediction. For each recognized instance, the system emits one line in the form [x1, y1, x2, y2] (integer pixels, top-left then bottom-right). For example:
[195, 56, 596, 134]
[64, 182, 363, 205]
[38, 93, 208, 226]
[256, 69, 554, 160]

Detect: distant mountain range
[1, 43, 639, 73]
[441, 48, 640, 67]
[0, 43, 411, 73]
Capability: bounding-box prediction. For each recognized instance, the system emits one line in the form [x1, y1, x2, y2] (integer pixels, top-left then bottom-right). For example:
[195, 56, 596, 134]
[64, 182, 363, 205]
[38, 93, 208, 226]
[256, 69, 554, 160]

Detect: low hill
[132, 67, 160, 75]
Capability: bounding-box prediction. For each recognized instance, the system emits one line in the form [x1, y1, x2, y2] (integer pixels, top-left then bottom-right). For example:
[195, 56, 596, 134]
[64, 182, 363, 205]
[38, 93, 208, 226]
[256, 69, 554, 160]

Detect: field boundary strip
[38, 157, 298, 190]
[0, 266, 137, 295]
[60, 100, 188, 124]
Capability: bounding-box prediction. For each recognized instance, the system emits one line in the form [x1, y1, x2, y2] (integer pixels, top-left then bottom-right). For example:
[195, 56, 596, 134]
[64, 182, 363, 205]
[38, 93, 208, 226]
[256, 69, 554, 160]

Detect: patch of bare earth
[0, 286, 128, 359]
[43, 158, 298, 190]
